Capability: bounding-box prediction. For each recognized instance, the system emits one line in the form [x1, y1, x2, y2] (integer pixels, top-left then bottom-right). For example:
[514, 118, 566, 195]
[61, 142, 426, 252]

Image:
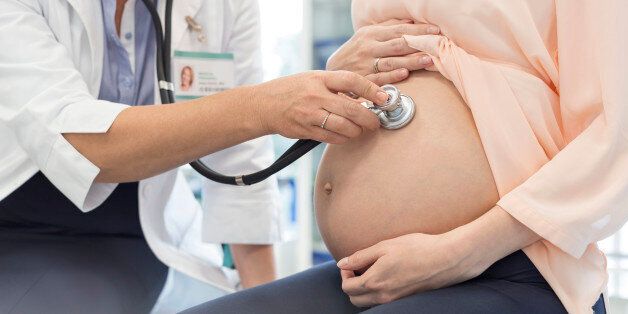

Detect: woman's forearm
[449, 205, 541, 273]
[335, 205, 542, 307]
[231, 244, 276, 288]
[65, 86, 265, 183]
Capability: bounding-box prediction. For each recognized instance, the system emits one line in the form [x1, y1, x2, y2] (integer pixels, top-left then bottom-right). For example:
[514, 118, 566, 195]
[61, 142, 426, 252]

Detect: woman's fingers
[349, 293, 384, 308]
[340, 269, 356, 281]
[341, 269, 379, 307]
[373, 38, 417, 57]
[365, 68, 410, 86]
[337, 244, 385, 271]
[341, 273, 371, 296]
[376, 52, 433, 72]
[342, 263, 395, 307]
[377, 18, 414, 27]
[369, 23, 440, 42]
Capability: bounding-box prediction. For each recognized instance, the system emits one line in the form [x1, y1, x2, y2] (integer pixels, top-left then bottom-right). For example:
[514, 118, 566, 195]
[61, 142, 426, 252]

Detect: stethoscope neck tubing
[189, 139, 321, 186]
[141, 0, 175, 104]
[141, 0, 321, 186]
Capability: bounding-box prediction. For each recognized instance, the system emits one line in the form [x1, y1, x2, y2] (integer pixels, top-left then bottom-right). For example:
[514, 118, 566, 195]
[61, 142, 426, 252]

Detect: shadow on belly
[314, 71, 499, 260]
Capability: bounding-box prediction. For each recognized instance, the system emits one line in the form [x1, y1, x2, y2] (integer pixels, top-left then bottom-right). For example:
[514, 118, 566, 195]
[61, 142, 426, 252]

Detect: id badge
[172, 50, 235, 101]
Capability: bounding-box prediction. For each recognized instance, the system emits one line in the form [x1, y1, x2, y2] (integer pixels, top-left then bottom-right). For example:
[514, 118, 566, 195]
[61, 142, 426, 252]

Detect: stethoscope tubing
[141, 0, 321, 186]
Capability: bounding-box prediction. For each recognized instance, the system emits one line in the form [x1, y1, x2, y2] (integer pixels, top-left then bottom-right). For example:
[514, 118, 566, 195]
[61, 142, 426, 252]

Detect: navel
[323, 182, 333, 195]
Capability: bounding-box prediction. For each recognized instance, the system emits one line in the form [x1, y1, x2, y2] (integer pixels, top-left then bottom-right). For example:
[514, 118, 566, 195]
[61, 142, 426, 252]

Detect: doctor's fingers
[322, 71, 388, 107]
[312, 109, 363, 139]
[307, 125, 349, 145]
[321, 97, 380, 132]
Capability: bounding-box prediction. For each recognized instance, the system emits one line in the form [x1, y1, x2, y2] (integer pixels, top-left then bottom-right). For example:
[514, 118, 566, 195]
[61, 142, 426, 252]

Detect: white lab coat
[0, 0, 281, 297]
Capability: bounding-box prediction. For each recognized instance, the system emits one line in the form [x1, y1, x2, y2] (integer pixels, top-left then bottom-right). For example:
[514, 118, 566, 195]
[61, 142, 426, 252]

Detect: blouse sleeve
[497, 0, 628, 258]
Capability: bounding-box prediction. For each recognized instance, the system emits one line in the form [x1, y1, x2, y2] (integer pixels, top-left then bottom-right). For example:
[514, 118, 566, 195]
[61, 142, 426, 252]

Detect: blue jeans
[183, 250, 605, 314]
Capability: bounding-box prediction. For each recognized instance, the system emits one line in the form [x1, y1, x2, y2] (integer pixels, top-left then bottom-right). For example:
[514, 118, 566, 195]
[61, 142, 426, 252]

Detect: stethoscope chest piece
[364, 84, 416, 130]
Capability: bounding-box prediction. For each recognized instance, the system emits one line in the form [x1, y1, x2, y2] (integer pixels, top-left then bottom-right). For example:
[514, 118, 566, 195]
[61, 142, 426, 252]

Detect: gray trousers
[0, 231, 167, 314]
[0, 173, 167, 314]
[183, 250, 605, 314]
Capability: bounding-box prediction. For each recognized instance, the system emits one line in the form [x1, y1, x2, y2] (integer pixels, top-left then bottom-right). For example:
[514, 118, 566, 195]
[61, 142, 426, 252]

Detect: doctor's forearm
[64, 71, 386, 183]
[65, 86, 267, 183]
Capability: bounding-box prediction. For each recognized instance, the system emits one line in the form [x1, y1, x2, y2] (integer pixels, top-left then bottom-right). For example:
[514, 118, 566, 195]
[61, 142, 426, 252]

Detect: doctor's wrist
[216, 85, 272, 137]
[240, 85, 273, 136]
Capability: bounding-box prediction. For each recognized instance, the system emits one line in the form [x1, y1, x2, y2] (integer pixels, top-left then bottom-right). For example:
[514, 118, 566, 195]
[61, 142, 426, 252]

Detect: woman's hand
[253, 70, 388, 144]
[336, 206, 541, 308]
[327, 20, 440, 85]
[336, 232, 486, 308]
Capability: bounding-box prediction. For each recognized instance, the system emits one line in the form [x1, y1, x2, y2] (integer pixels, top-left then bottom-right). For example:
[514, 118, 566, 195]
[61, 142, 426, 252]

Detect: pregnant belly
[314, 71, 499, 260]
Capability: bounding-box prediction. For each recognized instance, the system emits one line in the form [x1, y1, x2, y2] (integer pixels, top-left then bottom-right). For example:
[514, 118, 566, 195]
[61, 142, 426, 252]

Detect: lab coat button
[124, 32, 133, 40]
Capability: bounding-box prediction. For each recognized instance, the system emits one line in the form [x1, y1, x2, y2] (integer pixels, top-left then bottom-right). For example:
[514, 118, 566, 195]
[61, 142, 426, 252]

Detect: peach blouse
[353, 0, 627, 313]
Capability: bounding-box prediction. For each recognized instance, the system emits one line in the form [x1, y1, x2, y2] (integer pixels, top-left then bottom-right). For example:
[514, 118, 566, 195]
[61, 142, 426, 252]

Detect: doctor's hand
[327, 19, 440, 86]
[336, 232, 486, 308]
[252, 70, 387, 144]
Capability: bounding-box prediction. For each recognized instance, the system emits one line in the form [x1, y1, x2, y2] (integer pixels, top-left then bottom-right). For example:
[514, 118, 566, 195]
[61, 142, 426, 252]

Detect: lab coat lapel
[66, 0, 104, 94]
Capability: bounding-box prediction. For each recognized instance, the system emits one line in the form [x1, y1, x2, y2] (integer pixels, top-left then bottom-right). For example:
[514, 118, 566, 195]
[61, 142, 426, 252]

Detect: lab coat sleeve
[497, 0, 628, 259]
[199, 0, 282, 244]
[0, 0, 127, 211]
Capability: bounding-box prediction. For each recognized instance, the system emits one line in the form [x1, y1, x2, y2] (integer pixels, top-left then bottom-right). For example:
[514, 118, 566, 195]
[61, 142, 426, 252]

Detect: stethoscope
[141, 0, 416, 186]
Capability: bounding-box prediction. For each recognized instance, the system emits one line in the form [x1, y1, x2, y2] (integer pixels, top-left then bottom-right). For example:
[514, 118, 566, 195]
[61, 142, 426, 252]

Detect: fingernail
[420, 55, 433, 65]
[376, 91, 389, 104]
[428, 25, 440, 34]
[337, 257, 348, 268]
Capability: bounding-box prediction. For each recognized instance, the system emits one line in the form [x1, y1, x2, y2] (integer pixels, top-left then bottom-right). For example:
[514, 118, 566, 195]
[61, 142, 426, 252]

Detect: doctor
[0, 0, 391, 313]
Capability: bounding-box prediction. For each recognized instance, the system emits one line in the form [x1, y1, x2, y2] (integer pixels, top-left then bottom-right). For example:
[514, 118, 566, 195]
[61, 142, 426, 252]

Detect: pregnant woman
[186, 1, 626, 313]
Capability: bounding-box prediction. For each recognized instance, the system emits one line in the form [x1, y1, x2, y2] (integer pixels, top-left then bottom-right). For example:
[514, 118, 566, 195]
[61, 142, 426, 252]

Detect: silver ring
[373, 57, 382, 74]
[320, 111, 332, 129]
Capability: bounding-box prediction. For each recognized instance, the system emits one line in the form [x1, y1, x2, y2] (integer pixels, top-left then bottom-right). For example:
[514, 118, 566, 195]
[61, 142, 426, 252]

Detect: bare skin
[315, 70, 499, 260]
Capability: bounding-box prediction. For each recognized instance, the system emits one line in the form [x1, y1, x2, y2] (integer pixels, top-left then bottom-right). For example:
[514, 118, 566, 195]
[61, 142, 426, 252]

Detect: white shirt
[0, 0, 281, 295]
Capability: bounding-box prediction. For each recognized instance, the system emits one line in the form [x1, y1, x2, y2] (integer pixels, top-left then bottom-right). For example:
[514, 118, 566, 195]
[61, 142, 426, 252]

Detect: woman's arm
[336, 206, 538, 307]
[231, 244, 276, 288]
